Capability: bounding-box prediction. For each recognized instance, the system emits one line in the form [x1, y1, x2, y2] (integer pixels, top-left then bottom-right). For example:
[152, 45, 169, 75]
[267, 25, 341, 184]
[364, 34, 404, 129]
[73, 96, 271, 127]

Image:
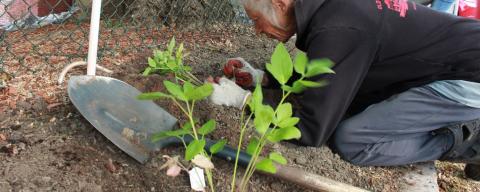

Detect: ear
[271, 0, 289, 13]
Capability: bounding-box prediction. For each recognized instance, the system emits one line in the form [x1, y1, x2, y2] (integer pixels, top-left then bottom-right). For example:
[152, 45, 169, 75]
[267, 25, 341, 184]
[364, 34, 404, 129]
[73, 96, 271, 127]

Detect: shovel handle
[271, 164, 369, 192]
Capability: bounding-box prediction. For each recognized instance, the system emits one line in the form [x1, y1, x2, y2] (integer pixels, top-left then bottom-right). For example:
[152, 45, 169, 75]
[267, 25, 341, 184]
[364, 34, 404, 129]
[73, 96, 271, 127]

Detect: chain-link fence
[0, 0, 250, 80]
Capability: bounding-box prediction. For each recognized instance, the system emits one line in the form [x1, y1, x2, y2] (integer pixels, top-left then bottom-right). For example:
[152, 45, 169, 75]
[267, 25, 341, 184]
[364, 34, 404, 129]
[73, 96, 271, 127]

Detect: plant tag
[188, 167, 206, 191]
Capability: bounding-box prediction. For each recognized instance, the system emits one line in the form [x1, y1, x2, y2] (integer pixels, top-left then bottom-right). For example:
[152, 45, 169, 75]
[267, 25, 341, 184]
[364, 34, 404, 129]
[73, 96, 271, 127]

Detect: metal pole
[87, 0, 102, 76]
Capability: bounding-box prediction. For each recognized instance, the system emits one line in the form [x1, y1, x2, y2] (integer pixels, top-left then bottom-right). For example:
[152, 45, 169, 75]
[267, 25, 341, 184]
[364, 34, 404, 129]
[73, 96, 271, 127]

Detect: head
[242, 0, 296, 42]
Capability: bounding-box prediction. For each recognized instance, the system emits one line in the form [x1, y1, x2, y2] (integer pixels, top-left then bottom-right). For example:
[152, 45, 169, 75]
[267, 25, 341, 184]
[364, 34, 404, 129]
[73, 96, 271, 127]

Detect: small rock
[0, 134, 6, 141]
[17, 142, 26, 151]
[105, 158, 117, 173]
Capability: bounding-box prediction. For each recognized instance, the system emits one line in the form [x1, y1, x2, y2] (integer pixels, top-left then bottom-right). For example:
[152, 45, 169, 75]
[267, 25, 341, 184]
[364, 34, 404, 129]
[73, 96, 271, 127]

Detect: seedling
[138, 80, 225, 192]
[143, 37, 202, 85]
[140, 38, 224, 191]
[231, 43, 334, 192]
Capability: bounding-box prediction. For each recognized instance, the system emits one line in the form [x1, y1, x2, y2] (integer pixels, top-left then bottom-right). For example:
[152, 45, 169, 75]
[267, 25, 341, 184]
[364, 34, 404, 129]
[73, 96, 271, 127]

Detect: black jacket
[290, 0, 480, 146]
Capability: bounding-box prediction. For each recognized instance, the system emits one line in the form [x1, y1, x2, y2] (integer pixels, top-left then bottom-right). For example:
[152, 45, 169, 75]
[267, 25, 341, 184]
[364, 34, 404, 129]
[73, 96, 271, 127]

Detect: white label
[188, 167, 206, 191]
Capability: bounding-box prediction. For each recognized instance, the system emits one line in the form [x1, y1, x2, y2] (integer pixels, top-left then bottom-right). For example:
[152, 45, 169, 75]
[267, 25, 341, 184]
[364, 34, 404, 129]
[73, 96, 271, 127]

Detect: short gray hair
[241, 0, 281, 28]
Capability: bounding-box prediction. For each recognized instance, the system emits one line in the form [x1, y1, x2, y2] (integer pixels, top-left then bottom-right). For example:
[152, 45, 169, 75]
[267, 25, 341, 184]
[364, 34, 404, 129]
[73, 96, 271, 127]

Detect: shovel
[66, 74, 367, 192]
[60, 1, 367, 191]
[58, 0, 178, 163]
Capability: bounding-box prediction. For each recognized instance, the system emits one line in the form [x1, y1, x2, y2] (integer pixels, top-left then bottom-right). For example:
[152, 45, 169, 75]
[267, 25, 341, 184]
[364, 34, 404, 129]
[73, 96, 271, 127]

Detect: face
[245, 1, 296, 42]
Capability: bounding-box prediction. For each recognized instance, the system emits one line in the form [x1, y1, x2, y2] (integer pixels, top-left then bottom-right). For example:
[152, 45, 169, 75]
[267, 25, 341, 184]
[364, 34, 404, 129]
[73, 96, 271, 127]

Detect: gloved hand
[208, 77, 251, 109]
[223, 57, 265, 88]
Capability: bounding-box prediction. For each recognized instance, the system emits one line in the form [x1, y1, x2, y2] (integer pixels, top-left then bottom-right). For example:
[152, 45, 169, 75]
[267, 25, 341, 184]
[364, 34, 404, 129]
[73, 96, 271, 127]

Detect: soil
[1, 23, 480, 192]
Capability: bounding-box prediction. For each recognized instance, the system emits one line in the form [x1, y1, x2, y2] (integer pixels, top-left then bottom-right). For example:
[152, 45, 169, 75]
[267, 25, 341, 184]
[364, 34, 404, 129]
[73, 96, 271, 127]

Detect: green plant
[138, 81, 225, 192]
[231, 43, 334, 191]
[143, 37, 202, 85]
[141, 37, 225, 192]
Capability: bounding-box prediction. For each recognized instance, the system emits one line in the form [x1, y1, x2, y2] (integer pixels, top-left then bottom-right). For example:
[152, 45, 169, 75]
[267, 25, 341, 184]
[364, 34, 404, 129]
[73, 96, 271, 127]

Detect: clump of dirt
[1, 25, 479, 192]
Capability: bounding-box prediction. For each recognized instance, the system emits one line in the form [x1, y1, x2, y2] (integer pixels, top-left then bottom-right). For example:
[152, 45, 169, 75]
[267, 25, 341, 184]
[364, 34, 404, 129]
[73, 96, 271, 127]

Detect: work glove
[223, 57, 264, 88]
[208, 77, 251, 109]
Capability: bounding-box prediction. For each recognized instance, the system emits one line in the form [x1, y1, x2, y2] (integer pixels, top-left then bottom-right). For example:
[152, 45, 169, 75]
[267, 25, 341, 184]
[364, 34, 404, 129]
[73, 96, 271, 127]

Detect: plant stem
[186, 101, 199, 139]
[239, 91, 292, 191]
[230, 108, 253, 192]
[240, 131, 268, 191]
[206, 168, 215, 192]
[243, 136, 269, 189]
[178, 136, 188, 148]
[172, 98, 189, 117]
[185, 72, 202, 86]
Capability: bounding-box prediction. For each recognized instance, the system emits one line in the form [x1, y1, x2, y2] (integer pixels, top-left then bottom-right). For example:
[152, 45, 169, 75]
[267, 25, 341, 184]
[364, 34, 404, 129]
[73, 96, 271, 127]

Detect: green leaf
[153, 50, 162, 61]
[281, 80, 307, 94]
[276, 103, 292, 123]
[209, 139, 226, 154]
[246, 138, 259, 155]
[255, 158, 276, 173]
[137, 92, 171, 100]
[190, 83, 213, 101]
[163, 80, 187, 101]
[151, 129, 190, 142]
[183, 81, 195, 100]
[281, 85, 294, 92]
[176, 43, 184, 62]
[254, 105, 274, 134]
[267, 127, 301, 142]
[185, 139, 206, 161]
[181, 122, 193, 131]
[167, 37, 176, 54]
[148, 57, 156, 67]
[299, 80, 328, 88]
[142, 67, 152, 76]
[294, 52, 308, 75]
[269, 152, 287, 165]
[182, 65, 192, 72]
[166, 60, 177, 69]
[277, 117, 300, 128]
[305, 59, 335, 78]
[248, 84, 263, 113]
[266, 43, 293, 85]
[198, 119, 216, 135]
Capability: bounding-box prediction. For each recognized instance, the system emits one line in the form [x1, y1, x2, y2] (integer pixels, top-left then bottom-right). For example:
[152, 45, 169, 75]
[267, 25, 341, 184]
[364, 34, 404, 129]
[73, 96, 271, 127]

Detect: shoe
[436, 119, 480, 180]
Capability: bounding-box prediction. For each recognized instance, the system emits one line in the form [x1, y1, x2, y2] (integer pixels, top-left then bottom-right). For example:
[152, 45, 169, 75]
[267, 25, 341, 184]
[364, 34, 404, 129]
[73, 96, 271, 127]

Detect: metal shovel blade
[67, 75, 178, 163]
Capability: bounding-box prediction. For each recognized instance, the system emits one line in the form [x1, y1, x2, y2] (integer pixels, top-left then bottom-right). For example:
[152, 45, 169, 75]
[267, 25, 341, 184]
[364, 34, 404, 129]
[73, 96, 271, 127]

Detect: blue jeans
[332, 85, 480, 166]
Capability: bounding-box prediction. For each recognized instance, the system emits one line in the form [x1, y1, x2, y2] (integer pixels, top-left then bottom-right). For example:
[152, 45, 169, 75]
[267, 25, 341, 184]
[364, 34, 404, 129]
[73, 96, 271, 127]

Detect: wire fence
[0, 0, 250, 82]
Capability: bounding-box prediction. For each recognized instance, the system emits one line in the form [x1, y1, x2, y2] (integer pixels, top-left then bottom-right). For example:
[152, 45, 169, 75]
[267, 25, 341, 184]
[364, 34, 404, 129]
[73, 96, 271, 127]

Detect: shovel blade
[68, 75, 178, 163]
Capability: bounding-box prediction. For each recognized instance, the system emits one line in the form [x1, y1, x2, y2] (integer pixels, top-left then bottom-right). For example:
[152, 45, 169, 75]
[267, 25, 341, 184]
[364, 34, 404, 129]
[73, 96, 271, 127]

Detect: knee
[331, 141, 372, 166]
[332, 119, 359, 149]
[331, 121, 366, 165]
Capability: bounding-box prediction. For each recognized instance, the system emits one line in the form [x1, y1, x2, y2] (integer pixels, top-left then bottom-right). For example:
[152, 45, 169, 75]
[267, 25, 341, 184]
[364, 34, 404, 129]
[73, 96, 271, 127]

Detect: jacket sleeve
[294, 27, 377, 147]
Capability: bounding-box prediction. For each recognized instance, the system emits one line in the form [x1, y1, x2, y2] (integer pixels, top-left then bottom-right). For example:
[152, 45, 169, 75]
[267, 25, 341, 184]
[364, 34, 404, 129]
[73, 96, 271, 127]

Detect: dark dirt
[1, 25, 479, 192]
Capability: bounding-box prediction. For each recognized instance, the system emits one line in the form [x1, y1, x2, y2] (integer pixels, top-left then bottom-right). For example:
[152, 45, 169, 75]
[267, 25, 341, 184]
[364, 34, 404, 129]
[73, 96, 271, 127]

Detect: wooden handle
[205, 139, 368, 191]
[270, 164, 370, 192]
